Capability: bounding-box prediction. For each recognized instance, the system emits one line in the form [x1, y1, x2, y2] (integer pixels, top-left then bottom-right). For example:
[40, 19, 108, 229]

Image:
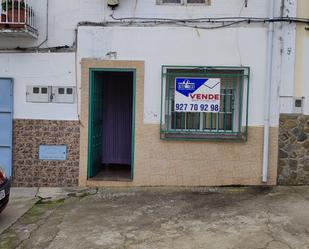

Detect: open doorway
[88, 70, 135, 181]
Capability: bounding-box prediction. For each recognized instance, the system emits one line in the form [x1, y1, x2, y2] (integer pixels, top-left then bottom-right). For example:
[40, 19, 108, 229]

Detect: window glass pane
[33, 87, 39, 94]
[187, 113, 200, 129]
[162, 0, 181, 3]
[225, 90, 231, 113]
[66, 88, 73, 95]
[171, 112, 200, 130]
[187, 0, 206, 3]
[58, 88, 65, 94]
[211, 113, 217, 130]
[225, 114, 232, 130]
[41, 87, 47, 94]
[218, 113, 232, 131]
[220, 89, 225, 112]
[172, 112, 185, 129]
[203, 113, 212, 129]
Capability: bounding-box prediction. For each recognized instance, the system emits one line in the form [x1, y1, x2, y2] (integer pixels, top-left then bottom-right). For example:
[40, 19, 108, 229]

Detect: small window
[160, 66, 250, 141]
[66, 88, 73, 95]
[41, 87, 48, 94]
[295, 99, 302, 108]
[158, 0, 209, 5]
[162, 0, 181, 3]
[33, 87, 40, 94]
[58, 88, 65, 94]
[187, 0, 207, 3]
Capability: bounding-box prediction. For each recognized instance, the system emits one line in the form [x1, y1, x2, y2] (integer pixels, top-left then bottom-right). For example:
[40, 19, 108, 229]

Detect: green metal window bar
[160, 66, 250, 141]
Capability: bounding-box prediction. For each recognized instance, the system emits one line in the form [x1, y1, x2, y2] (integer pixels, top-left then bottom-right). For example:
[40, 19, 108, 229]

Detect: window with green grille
[160, 66, 250, 141]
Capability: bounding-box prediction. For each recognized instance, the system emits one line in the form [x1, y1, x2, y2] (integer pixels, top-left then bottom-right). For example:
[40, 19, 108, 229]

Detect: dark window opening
[187, 0, 206, 3]
[41, 87, 48, 94]
[295, 99, 302, 108]
[33, 87, 39, 94]
[162, 0, 181, 3]
[58, 88, 65, 94]
[66, 88, 73, 95]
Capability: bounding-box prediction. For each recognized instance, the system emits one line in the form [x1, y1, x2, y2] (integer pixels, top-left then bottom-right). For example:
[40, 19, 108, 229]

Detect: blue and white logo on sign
[174, 77, 221, 113]
[176, 78, 208, 97]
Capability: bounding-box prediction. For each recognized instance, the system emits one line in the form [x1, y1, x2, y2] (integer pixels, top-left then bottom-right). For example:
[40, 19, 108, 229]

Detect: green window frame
[160, 66, 250, 141]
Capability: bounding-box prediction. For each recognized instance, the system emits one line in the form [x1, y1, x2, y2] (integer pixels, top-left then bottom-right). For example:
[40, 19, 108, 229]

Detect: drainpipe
[37, 0, 49, 48]
[262, 0, 275, 183]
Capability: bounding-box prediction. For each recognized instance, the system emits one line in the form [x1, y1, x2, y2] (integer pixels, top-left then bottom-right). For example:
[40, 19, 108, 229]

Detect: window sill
[160, 132, 246, 142]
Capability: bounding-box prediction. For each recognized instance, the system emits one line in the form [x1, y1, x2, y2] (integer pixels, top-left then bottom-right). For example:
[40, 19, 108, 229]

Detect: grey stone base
[278, 114, 309, 185]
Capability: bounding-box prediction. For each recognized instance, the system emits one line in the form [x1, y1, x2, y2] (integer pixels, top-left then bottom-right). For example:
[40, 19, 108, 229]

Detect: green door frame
[88, 68, 136, 180]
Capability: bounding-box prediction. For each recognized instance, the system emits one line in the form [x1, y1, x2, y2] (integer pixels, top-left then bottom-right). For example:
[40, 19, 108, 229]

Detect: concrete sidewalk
[0, 187, 88, 235]
[0, 188, 37, 234]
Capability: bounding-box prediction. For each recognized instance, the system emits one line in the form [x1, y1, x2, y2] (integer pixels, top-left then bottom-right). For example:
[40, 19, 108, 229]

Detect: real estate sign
[175, 77, 221, 113]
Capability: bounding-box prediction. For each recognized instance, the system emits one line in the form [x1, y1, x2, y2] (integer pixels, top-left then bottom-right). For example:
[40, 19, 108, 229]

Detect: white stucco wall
[0, 0, 106, 48]
[0, 0, 271, 49]
[0, 0, 297, 124]
[77, 25, 278, 126]
[102, 0, 269, 20]
[304, 38, 309, 115]
[0, 52, 78, 120]
[293, 0, 309, 115]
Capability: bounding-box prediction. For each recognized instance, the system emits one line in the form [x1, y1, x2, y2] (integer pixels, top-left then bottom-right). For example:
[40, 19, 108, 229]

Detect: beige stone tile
[79, 59, 278, 187]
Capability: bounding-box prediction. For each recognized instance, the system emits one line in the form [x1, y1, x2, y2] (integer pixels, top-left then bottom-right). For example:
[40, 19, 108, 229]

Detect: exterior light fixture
[107, 0, 119, 9]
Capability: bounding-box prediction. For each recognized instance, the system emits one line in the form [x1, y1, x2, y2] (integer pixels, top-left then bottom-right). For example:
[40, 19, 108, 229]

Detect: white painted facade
[78, 26, 270, 125]
[304, 38, 309, 115]
[294, 0, 309, 115]
[0, 53, 78, 120]
[0, 0, 273, 49]
[0, 0, 302, 123]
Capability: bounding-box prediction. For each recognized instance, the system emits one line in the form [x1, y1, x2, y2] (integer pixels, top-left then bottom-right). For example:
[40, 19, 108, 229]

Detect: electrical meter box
[26, 86, 51, 103]
[293, 97, 303, 114]
[51, 87, 75, 103]
[26, 86, 75, 104]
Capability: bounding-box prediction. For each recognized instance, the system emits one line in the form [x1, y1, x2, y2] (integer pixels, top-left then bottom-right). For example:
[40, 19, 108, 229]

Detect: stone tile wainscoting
[12, 119, 80, 187]
[278, 115, 309, 185]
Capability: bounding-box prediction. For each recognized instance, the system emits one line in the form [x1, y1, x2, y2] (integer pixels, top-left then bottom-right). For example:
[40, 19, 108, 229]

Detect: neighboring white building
[0, 0, 306, 187]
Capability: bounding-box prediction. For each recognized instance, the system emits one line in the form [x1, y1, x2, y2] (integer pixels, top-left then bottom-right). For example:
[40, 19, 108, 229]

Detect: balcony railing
[0, 0, 38, 38]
